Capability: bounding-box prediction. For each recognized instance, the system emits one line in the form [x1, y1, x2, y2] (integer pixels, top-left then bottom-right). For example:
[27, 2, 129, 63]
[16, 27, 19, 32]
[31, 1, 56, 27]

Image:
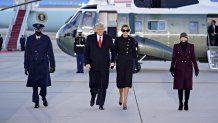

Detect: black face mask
[35, 31, 42, 36]
[78, 34, 82, 36]
[180, 41, 188, 45]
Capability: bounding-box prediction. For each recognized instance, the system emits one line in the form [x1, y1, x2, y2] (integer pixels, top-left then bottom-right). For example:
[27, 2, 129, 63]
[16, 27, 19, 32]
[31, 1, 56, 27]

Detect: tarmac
[0, 39, 218, 123]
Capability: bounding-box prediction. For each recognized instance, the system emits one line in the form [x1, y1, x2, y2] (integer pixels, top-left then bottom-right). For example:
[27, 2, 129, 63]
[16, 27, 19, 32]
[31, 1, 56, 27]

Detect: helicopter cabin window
[189, 21, 199, 34]
[69, 11, 82, 27]
[118, 15, 128, 27]
[135, 21, 142, 32]
[81, 11, 96, 28]
[211, 0, 218, 2]
[134, 0, 199, 8]
[148, 21, 166, 31]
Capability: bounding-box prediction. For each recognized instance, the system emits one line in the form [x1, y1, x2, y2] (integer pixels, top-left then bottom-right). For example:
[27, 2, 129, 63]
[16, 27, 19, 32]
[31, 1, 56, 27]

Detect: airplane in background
[56, 0, 218, 71]
[0, 0, 89, 32]
[0, 0, 89, 51]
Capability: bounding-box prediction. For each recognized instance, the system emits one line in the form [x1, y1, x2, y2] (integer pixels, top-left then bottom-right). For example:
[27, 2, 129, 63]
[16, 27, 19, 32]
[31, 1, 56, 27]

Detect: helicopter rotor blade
[1, 0, 41, 11]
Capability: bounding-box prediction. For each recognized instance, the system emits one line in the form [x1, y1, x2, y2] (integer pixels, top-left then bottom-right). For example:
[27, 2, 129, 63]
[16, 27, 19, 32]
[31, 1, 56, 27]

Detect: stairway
[207, 46, 218, 70]
[7, 10, 26, 51]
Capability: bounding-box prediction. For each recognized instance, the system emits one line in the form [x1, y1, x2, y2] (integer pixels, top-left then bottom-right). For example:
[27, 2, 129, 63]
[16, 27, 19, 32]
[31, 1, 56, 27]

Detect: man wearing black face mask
[74, 30, 86, 73]
[24, 23, 56, 108]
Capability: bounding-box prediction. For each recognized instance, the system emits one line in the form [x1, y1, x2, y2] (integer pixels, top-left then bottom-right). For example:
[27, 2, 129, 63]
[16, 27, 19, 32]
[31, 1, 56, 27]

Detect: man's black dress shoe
[99, 105, 104, 110]
[34, 102, 39, 108]
[42, 98, 48, 107]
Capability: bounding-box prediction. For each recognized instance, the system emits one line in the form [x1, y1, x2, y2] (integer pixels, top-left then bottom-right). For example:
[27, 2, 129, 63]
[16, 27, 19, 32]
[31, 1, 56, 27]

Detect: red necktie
[98, 36, 102, 48]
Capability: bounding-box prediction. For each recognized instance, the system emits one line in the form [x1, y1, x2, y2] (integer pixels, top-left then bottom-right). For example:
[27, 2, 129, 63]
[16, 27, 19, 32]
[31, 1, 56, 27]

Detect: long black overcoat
[84, 33, 116, 89]
[24, 34, 55, 87]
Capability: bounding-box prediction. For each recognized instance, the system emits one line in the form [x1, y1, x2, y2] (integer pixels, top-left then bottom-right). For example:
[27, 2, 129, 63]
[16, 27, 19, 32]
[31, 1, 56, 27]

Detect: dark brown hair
[121, 24, 130, 31]
[212, 20, 216, 24]
[180, 32, 188, 39]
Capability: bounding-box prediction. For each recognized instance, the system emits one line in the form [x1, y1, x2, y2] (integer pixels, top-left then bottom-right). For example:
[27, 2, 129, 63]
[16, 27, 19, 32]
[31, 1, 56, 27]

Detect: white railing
[16, 4, 31, 49]
[3, 6, 20, 50]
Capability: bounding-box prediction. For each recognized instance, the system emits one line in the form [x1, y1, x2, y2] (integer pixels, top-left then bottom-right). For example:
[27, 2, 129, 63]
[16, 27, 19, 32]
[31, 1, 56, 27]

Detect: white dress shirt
[97, 34, 103, 42]
[36, 35, 41, 40]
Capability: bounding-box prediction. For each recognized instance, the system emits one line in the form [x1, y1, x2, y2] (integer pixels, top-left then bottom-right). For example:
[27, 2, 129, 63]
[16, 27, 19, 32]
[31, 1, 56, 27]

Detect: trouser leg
[76, 54, 80, 72]
[90, 88, 98, 99]
[80, 54, 84, 72]
[32, 87, 39, 103]
[96, 88, 106, 106]
[39, 86, 47, 99]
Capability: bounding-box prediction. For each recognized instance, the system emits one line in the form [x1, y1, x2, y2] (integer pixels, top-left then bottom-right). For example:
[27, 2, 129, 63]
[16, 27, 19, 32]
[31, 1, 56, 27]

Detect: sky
[0, 0, 218, 7]
[0, 0, 89, 6]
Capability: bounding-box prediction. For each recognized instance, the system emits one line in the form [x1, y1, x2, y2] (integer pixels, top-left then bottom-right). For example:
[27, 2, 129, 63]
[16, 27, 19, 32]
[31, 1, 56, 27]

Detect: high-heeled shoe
[119, 97, 122, 106]
[123, 102, 127, 110]
[123, 105, 127, 110]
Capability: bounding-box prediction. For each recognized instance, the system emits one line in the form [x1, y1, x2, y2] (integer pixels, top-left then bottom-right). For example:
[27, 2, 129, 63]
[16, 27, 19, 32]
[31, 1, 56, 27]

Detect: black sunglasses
[122, 29, 130, 32]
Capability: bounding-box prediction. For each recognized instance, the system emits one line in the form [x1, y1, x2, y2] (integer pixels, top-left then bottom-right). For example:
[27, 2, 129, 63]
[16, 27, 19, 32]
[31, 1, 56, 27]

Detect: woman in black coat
[115, 25, 137, 110]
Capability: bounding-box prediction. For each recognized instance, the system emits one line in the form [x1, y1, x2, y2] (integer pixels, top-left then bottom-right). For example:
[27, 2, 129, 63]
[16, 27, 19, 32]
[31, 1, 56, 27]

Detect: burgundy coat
[171, 43, 199, 90]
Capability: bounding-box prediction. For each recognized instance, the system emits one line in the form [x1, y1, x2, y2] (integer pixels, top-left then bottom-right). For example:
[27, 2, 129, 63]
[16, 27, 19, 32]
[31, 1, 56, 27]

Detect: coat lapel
[93, 34, 99, 47]
[101, 34, 106, 48]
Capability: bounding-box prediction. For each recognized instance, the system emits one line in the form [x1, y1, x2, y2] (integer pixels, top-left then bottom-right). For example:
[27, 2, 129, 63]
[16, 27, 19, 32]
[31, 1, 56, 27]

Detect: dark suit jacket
[171, 42, 198, 90]
[74, 36, 86, 54]
[208, 25, 218, 41]
[84, 33, 116, 70]
[208, 25, 218, 35]
[24, 34, 55, 87]
[84, 33, 116, 89]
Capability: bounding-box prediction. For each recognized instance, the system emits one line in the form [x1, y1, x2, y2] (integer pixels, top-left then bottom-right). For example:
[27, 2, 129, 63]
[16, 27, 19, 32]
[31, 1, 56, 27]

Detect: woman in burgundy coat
[170, 32, 199, 111]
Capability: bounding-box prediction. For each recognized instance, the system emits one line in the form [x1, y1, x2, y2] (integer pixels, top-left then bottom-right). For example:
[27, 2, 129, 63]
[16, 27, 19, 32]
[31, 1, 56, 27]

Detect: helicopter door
[207, 15, 218, 70]
[99, 11, 117, 39]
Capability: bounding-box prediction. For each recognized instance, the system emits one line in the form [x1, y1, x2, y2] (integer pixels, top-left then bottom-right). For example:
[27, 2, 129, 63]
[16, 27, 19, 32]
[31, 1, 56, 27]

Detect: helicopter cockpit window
[81, 11, 96, 28]
[69, 11, 82, 27]
[134, 0, 199, 8]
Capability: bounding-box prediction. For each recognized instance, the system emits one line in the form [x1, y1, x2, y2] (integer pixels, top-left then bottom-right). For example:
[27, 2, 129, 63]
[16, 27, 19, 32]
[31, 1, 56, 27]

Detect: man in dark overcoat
[208, 20, 218, 46]
[170, 32, 199, 111]
[24, 23, 55, 108]
[20, 35, 26, 51]
[84, 23, 116, 110]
